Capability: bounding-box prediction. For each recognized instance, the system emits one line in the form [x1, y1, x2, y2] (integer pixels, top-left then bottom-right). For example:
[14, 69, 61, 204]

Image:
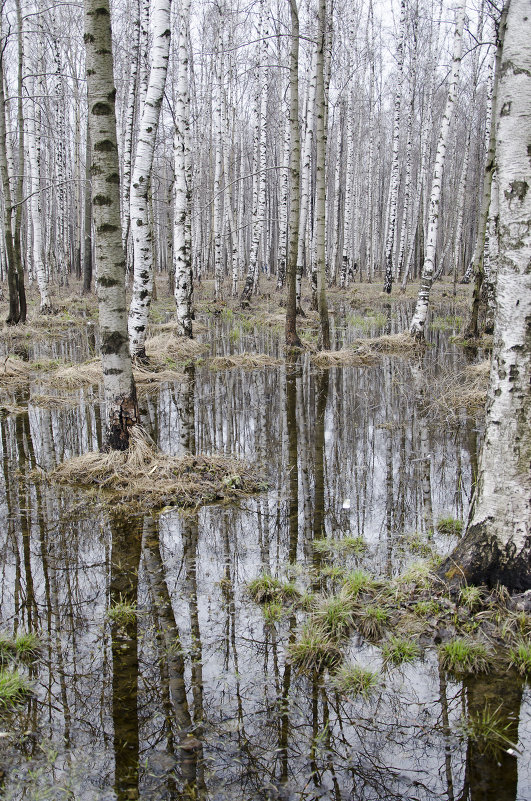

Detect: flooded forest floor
[0, 278, 528, 801]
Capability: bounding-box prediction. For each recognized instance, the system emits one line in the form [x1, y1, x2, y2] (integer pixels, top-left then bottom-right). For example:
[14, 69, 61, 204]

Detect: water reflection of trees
[0, 336, 527, 800]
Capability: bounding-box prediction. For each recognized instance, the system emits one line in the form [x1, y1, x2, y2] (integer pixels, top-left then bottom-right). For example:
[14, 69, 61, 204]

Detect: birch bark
[439, 0, 530, 591]
[314, 0, 330, 350]
[383, 0, 406, 294]
[128, 0, 171, 360]
[173, 0, 193, 336]
[409, 3, 465, 340]
[285, 0, 301, 348]
[84, 0, 138, 449]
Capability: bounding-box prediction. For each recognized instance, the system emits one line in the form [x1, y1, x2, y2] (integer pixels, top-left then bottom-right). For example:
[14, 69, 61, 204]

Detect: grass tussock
[45, 358, 101, 387]
[310, 348, 377, 368]
[313, 535, 367, 556]
[438, 637, 492, 675]
[247, 573, 299, 604]
[382, 635, 420, 666]
[359, 332, 423, 353]
[508, 639, 531, 676]
[312, 594, 354, 640]
[209, 353, 282, 370]
[459, 703, 517, 755]
[288, 624, 342, 675]
[429, 360, 490, 419]
[144, 333, 208, 360]
[51, 427, 267, 509]
[0, 669, 32, 707]
[332, 664, 379, 697]
[0, 356, 31, 381]
[356, 605, 390, 640]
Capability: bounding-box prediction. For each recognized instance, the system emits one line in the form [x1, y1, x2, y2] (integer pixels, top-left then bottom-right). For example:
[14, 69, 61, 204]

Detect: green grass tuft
[413, 600, 440, 618]
[263, 602, 283, 624]
[14, 632, 41, 660]
[0, 668, 32, 707]
[332, 664, 379, 697]
[382, 636, 420, 666]
[357, 605, 389, 640]
[508, 638, 531, 676]
[438, 637, 492, 675]
[436, 517, 463, 536]
[459, 703, 517, 755]
[0, 633, 16, 661]
[312, 595, 354, 640]
[106, 599, 137, 628]
[247, 574, 299, 604]
[288, 624, 342, 675]
[459, 585, 484, 610]
[342, 569, 377, 599]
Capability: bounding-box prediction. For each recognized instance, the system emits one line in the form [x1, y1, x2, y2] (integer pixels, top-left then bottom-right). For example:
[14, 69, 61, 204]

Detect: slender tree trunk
[173, 0, 193, 336]
[83, 119, 93, 294]
[84, 0, 138, 449]
[383, 0, 406, 294]
[439, 0, 531, 591]
[296, 48, 317, 315]
[314, 0, 330, 351]
[409, 3, 465, 340]
[285, 0, 301, 348]
[128, 0, 172, 360]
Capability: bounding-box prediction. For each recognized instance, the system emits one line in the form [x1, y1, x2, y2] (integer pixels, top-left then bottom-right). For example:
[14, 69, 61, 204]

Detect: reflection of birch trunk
[142, 518, 202, 790]
[110, 514, 141, 799]
[286, 355, 299, 563]
[410, 362, 434, 536]
[409, 3, 464, 339]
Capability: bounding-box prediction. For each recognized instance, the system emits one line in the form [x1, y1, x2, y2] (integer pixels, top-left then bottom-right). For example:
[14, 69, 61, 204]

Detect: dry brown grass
[45, 359, 102, 387]
[133, 363, 184, 384]
[0, 356, 31, 379]
[209, 353, 282, 370]
[50, 427, 267, 508]
[144, 333, 208, 360]
[310, 333, 421, 368]
[310, 347, 377, 368]
[360, 332, 423, 353]
[429, 360, 490, 419]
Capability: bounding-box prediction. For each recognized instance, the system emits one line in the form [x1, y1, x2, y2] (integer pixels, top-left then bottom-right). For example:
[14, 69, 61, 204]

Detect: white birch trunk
[409, 3, 465, 339]
[440, 0, 531, 590]
[276, 110, 290, 289]
[121, 0, 141, 258]
[213, 26, 224, 301]
[241, 7, 267, 305]
[23, 8, 50, 312]
[383, 0, 406, 293]
[128, 0, 171, 359]
[296, 47, 317, 312]
[340, 102, 354, 289]
[83, 0, 138, 449]
[173, 0, 193, 336]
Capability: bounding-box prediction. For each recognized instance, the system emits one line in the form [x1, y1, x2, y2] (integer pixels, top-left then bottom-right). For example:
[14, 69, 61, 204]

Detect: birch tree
[439, 0, 530, 591]
[314, 0, 330, 350]
[383, 0, 406, 294]
[84, 0, 138, 449]
[128, 0, 172, 360]
[409, 2, 465, 339]
[285, 0, 301, 348]
[173, 0, 193, 336]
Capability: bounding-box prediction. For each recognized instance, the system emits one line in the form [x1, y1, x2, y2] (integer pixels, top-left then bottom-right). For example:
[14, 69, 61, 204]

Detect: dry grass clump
[209, 353, 282, 370]
[50, 427, 266, 509]
[288, 623, 342, 675]
[429, 360, 490, 418]
[144, 333, 208, 360]
[29, 393, 78, 409]
[45, 358, 101, 387]
[310, 348, 377, 368]
[0, 356, 31, 380]
[361, 333, 421, 353]
[133, 363, 184, 384]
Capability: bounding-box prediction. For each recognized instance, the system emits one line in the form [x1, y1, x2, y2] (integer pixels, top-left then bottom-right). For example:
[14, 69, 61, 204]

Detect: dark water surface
[0, 304, 528, 800]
